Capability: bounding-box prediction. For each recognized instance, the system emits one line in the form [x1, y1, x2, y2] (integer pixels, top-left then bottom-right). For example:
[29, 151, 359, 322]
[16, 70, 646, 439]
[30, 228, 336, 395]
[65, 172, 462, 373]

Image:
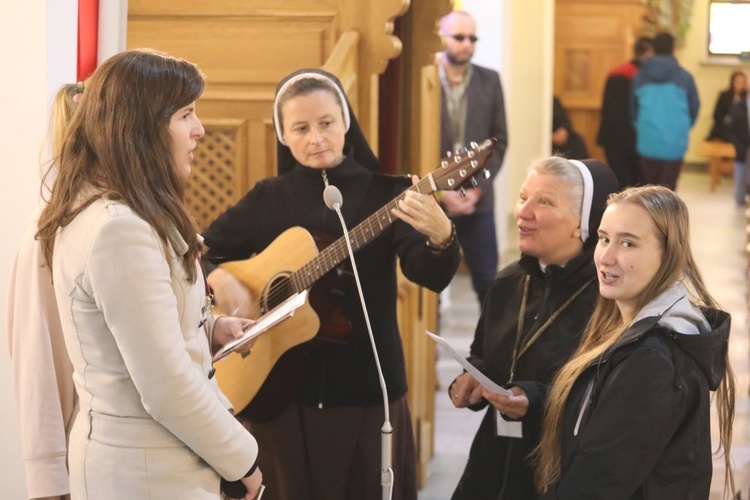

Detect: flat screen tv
[709, 1, 750, 56]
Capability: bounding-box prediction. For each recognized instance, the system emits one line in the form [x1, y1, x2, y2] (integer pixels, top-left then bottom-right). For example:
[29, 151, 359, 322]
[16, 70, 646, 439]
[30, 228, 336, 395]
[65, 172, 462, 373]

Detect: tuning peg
[482, 169, 491, 180]
[446, 151, 452, 157]
[470, 178, 479, 188]
[470, 141, 478, 149]
[459, 187, 467, 198]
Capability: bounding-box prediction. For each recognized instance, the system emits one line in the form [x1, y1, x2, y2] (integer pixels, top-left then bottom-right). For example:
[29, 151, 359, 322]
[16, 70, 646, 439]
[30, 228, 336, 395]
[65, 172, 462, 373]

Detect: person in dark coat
[597, 36, 653, 187]
[448, 156, 619, 499]
[708, 70, 746, 142]
[551, 97, 589, 160]
[725, 73, 749, 205]
[202, 69, 461, 500]
[536, 185, 736, 499]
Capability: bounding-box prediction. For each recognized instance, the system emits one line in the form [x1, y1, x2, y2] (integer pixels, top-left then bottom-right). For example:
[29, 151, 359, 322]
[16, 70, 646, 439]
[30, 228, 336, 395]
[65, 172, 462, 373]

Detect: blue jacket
[631, 55, 699, 161]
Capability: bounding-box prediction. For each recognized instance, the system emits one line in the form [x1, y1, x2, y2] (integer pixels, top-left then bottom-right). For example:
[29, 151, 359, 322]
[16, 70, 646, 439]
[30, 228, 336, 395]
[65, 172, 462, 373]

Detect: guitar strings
[259, 147, 490, 311]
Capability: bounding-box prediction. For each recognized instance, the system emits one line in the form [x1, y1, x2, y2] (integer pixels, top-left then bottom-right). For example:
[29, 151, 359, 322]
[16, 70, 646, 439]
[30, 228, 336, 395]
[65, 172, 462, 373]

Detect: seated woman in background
[536, 185, 735, 499]
[449, 156, 618, 499]
[551, 97, 589, 161]
[708, 70, 746, 142]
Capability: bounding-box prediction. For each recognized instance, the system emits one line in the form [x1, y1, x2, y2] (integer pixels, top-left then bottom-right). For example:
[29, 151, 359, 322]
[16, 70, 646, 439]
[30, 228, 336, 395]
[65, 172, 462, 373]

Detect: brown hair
[37, 49, 206, 282]
[535, 185, 735, 497]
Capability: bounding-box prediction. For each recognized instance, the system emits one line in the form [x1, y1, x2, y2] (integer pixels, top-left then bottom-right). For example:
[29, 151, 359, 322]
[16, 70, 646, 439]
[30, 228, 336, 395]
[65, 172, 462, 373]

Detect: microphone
[323, 184, 343, 211]
[323, 184, 394, 500]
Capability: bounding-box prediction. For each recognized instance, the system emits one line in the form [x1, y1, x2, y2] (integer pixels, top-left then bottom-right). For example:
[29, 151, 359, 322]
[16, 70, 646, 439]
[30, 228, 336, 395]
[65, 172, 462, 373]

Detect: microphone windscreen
[323, 185, 343, 210]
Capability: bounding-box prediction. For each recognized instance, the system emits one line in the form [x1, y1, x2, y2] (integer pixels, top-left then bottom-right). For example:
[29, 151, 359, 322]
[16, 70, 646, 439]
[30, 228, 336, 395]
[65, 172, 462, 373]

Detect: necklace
[507, 274, 595, 382]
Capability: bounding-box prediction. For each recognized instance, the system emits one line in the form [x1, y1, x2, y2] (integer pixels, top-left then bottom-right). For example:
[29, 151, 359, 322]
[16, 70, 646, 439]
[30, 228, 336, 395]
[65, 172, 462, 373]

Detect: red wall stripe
[77, 0, 99, 81]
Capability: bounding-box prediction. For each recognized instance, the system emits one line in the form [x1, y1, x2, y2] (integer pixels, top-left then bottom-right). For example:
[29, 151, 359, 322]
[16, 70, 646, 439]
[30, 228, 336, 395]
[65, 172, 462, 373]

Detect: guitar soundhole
[262, 273, 294, 313]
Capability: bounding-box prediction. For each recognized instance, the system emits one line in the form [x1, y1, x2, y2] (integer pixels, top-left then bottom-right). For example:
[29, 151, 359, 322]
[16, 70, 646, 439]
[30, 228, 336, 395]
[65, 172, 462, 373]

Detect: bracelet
[426, 222, 456, 251]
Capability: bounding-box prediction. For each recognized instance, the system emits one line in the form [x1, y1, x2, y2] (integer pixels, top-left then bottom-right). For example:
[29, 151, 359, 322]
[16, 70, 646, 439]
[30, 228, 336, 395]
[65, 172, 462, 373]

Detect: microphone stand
[324, 185, 394, 500]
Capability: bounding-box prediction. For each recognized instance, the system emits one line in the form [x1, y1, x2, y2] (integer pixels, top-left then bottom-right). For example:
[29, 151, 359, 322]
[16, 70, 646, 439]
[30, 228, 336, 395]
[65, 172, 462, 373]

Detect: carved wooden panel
[397, 269, 434, 486]
[187, 119, 246, 230]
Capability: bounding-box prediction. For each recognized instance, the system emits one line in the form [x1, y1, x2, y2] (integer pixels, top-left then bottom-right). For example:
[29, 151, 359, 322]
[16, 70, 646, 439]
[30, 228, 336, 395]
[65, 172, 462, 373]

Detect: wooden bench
[698, 140, 735, 191]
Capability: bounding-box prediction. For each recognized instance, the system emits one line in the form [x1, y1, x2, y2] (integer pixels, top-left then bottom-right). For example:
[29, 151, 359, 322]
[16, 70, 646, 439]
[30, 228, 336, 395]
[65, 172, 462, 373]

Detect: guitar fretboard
[290, 177, 434, 292]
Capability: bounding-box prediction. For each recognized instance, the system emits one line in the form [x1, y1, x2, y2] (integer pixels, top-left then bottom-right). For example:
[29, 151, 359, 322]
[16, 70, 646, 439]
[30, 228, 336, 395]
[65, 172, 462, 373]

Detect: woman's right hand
[239, 468, 263, 499]
[450, 373, 483, 408]
[206, 268, 257, 318]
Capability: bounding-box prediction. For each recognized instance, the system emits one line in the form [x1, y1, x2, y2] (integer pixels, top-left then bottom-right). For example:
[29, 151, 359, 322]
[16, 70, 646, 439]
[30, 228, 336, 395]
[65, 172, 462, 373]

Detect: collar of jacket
[518, 245, 596, 285]
[597, 282, 730, 389]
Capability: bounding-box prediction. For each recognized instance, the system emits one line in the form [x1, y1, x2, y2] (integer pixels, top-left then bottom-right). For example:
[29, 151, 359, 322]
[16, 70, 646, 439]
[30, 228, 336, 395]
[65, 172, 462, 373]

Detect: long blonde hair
[535, 185, 735, 497]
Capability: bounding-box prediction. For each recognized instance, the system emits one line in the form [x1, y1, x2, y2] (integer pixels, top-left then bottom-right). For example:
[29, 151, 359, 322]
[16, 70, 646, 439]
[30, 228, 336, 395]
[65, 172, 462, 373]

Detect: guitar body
[212, 138, 498, 420]
[214, 226, 352, 420]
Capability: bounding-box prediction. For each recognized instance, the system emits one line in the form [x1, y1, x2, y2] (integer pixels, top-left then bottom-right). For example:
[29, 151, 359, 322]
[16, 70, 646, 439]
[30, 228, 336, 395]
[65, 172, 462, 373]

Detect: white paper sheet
[425, 330, 513, 397]
[213, 290, 308, 361]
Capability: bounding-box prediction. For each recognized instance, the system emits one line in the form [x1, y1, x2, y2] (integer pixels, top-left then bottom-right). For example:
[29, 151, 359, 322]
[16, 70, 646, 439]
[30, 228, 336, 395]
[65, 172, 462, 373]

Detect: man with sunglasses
[438, 10, 508, 307]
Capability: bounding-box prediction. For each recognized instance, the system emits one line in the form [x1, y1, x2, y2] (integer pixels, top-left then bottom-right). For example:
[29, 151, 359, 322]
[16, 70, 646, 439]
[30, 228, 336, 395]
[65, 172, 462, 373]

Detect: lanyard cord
[508, 274, 595, 382]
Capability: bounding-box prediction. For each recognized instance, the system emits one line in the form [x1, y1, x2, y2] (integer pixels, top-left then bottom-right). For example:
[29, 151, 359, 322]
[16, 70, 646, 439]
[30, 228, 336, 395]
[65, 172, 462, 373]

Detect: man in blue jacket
[632, 32, 699, 190]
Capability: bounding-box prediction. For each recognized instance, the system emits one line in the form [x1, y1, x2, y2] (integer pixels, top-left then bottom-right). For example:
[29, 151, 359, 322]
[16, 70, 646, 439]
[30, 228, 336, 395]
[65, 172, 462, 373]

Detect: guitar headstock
[430, 137, 498, 193]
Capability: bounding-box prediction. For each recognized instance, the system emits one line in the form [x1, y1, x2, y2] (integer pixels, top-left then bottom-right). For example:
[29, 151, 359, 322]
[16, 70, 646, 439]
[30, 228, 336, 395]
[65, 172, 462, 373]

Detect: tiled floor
[418, 169, 750, 500]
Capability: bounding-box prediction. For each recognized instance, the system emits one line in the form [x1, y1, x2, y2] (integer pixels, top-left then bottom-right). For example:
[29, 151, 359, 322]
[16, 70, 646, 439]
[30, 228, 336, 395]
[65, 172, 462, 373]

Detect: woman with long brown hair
[536, 185, 735, 499]
[36, 49, 262, 499]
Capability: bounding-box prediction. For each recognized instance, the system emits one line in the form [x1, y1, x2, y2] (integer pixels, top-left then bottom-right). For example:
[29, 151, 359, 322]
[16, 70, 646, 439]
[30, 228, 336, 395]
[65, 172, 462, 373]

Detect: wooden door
[554, 0, 646, 162]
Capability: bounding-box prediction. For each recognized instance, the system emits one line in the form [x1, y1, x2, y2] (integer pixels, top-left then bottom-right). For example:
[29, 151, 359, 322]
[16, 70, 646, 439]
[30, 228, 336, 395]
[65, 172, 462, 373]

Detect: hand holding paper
[213, 291, 308, 362]
[424, 331, 512, 397]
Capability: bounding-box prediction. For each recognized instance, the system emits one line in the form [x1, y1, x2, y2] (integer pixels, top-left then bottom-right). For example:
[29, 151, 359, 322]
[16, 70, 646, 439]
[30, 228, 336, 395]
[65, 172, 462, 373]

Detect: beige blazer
[53, 196, 257, 499]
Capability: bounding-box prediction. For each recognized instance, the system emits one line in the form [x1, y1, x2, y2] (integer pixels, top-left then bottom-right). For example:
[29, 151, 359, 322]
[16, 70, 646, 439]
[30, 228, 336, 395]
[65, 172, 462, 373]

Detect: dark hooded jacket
[451, 159, 619, 500]
[543, 282, 730, 499]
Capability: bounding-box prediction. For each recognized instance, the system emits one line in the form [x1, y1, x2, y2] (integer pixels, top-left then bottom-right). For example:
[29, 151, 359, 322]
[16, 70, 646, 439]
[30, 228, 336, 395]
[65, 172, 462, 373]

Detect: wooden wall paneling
[334, 0, 410, 147]
[396, 270, 431, 486]
[323, 30, 361, 117]
[389, 0, 452, 485]
[554, 0, 646, 162]
[127, 17, 337, 89]
[401, 0, 452, 177]
[188, 119, 247, 231]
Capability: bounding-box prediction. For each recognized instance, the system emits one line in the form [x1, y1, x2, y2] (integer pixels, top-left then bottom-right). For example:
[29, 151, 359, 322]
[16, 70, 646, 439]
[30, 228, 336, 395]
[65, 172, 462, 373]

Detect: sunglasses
[448, 34, 479, 43]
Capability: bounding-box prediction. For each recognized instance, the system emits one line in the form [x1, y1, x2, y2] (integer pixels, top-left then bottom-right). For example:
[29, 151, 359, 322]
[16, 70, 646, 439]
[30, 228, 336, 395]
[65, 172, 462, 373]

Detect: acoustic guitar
[214, 138, 497, 420]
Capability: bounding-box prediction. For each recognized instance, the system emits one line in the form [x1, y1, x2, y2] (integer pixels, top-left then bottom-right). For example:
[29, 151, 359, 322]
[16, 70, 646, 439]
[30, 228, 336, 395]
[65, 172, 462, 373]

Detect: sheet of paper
[213, 290, 308, 361]
[424, 330, 513, 397]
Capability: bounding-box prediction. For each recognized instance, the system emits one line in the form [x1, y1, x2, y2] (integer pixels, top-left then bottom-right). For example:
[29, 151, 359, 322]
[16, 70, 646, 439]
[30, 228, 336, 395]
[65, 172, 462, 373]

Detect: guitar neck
[291, 176, 436, 291]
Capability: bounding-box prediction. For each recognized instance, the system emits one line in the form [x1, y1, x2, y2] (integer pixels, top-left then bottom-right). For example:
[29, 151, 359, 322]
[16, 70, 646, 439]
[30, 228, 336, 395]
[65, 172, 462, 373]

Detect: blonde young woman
[7, 83, 82, 500]
[536, 185, 735, 499]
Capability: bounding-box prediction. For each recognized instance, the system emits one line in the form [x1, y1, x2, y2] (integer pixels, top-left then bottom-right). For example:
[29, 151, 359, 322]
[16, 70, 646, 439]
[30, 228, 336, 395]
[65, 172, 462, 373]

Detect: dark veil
[274, 68, 381, 175]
